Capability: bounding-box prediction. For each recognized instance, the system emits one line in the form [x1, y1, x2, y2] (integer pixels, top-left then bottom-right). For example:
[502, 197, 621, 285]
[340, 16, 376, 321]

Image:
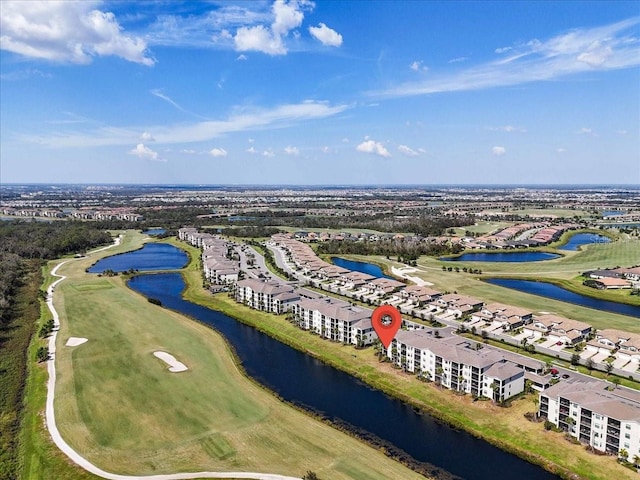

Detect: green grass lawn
[47, 231, 425, 479]
[174, 251, 636, 480]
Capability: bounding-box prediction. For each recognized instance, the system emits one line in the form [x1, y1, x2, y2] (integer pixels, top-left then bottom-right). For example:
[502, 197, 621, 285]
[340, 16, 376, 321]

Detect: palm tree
[619, 448, 629, 462]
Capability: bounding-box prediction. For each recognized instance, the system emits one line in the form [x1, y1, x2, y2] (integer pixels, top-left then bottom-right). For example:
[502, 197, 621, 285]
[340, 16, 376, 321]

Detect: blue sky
[1, 0, 638, 185]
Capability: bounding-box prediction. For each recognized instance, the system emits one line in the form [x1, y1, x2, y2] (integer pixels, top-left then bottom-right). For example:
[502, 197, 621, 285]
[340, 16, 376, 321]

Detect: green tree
[36, 346, 49, 362]
[302, 471, 320, 480]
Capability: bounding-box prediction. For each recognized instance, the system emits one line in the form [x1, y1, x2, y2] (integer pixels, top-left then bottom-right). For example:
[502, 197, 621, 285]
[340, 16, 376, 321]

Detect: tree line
[0, 220, 113, 479]
[316, 238, 463, 261]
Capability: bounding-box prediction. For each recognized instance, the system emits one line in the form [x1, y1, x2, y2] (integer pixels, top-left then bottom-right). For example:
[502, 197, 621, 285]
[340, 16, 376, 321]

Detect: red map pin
[371, 304, 402, 348]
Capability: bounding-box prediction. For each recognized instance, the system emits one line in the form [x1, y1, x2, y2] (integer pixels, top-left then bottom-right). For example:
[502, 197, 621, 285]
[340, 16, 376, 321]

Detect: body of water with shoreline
[88, 244, 558, 479]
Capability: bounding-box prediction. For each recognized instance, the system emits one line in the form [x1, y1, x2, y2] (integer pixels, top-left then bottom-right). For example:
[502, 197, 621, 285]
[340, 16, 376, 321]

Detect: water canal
[331, 257, 395, 279]
[87, 244, 558, 479]
[557, 233, 610, 251]
[88, 243, 187, 273]
[128, 273, 557, 480]
[486, 278, 640, 318]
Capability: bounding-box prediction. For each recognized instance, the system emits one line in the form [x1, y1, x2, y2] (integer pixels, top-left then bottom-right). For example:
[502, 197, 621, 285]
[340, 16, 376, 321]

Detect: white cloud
[618, 129, 629, 135]
[129, 143, 161, 161]
[263, 148, 275, 157]
[495, 46, 513, 54]
[236, 54, 248, 61]
[209, 147, 228, 157]
[556, 147, 566, 153]
[322, 146, 331, 153]
[448, 56, 468, 63]
[578, 127, 597, 136]
[140, 131, 155, 142]
[182, 149, 197, 154]
[247, 146, 257, 154]
[492, 146, 506, 156]
[284, 145, 299, 155]
[309, 23, 343, 47]
[233, 0, 310, 55]
[372, 17, 640, 98]
[0, 1, 154, 65]
[29, 100, 349, 148]
[410, 60, 428, 72]
[488, 125, 527, 133]
[342, 137, 349, 143]
[234, 25, 285, 55]
[398, 145, 420, 156]
[356, 139, 391, 158]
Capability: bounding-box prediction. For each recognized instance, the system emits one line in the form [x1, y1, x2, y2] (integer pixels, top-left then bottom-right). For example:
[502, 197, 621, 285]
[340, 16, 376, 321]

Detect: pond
[331, 257, 395, 279]
[87, 243, 187, 273]
[558, 233, 610, 251]
[441, 252, 561, 262]
[143, 228, 166, 236]
[128, 273, 558, 480]
[486, 278, 640, 318]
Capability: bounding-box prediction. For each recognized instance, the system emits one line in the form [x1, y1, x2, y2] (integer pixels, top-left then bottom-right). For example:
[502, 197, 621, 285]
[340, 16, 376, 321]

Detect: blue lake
[558, 233, 610, 251]
[143, 228, 166, 236]
[128, 273, 557, 480]
[331, 257, 394, 279]
[487, 278, 640, 318]
[442, 252, 561, 262]
[88, 243, 187, 273]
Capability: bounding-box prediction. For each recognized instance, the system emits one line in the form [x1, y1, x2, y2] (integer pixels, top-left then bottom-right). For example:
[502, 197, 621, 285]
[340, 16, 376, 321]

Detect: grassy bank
[37, 231, 423, 480]
[171, 239, 635, 480]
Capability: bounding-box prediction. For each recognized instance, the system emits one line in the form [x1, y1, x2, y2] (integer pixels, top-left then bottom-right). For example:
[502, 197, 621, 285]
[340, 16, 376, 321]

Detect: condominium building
[292, 297, 376, 346]
[389, 330, 525, 401]
[235, 279, 299, 314]
[539, 381, 640, 461]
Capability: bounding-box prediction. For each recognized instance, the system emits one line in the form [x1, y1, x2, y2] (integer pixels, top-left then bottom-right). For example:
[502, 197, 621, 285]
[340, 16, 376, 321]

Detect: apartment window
[624, 443, 630, 449]
[626, 424, 631, 430]
[625, 433, 631, 439]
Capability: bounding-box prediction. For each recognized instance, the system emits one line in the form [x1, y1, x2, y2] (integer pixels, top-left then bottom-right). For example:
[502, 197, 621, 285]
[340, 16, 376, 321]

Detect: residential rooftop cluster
[176, 225, 640, 462]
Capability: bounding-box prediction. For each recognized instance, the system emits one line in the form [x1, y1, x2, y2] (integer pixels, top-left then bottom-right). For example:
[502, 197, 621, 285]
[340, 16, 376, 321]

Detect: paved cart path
[44, 236, 301, 480]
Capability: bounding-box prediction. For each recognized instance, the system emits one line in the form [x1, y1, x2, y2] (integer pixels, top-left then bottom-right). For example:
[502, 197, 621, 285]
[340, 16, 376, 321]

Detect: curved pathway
[44, 236, 300, 480]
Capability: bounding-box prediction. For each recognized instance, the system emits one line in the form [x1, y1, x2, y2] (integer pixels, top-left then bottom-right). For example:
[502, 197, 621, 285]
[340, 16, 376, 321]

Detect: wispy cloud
[488, 125, 527, 133]
[398, 145, 420, 156]
[371, 17, 640, 98]
[410, 60, 428, 72]
[27, 100, 349, 148]
[150, 89, 208, 119]
[0, 1, 154, 65]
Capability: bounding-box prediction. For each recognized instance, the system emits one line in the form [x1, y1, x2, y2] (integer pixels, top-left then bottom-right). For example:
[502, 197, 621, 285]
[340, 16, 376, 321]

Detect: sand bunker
[66, 337, 88, 347]
[153, 351, 188, 373]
